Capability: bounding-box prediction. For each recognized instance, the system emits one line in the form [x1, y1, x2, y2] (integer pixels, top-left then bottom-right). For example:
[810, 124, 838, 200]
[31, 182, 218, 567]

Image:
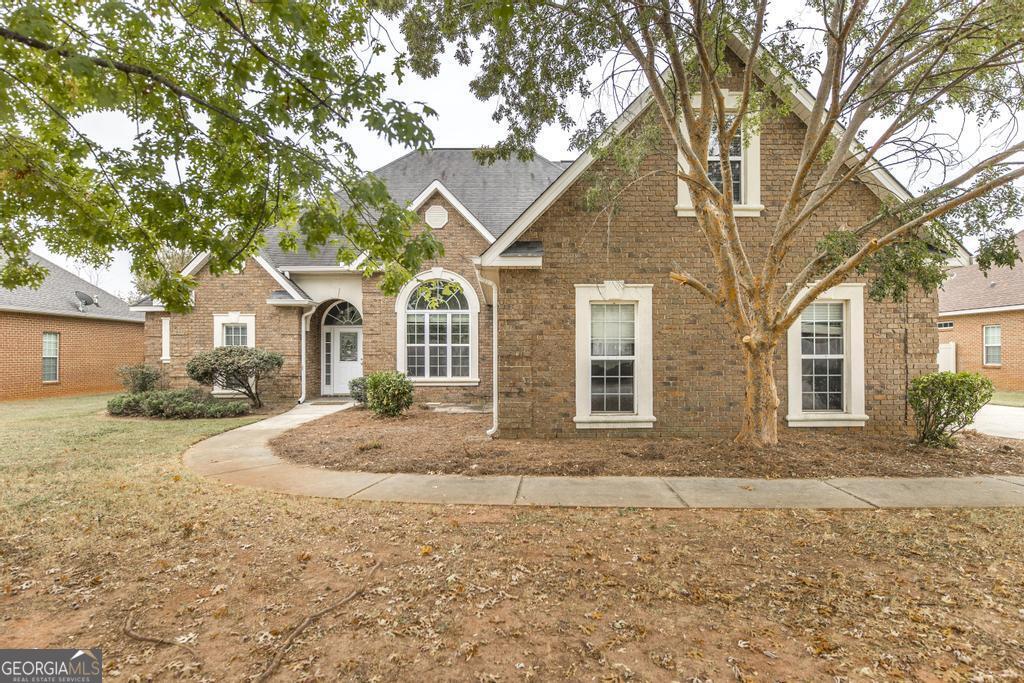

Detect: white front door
[323, 326, 362, 395]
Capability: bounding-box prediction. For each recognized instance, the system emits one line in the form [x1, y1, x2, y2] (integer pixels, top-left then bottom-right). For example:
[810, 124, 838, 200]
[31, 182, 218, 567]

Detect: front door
[323, 326, 362, 395]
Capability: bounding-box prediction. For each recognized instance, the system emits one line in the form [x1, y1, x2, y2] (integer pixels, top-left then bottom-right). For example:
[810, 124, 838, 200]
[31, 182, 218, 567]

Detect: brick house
[133, 77, 969, 437]
[1, 253, 144, 400]
[937, 230, 1024, 391]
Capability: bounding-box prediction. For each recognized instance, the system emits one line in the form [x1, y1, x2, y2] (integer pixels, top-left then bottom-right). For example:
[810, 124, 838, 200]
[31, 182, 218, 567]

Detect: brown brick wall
[1, 311, 143, 400]
[304, 191, 493, 406]
[143, 259, 302, 404]
[496, 106, 938, 438]
[938, 310, 1024, 390]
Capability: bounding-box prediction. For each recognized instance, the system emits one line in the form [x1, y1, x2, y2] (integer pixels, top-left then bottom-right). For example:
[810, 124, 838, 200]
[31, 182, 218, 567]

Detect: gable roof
[1, 252, 143, 323]
[479, 38, 971, 266]
[939, 230, 1024, 314]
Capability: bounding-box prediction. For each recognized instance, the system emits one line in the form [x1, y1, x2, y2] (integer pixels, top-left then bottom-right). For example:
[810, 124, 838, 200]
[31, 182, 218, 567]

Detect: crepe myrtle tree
[391, 0, 1024, 446]
[0, 0, 445, 311]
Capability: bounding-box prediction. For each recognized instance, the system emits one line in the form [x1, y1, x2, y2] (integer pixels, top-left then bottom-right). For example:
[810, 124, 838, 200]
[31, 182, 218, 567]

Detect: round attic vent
[425, 204, 449, 229]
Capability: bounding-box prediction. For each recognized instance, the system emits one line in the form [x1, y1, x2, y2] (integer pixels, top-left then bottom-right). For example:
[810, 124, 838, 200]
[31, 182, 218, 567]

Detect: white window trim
[676, 91, 763, 218]
[212, 312, 256, 396]
[983, 324, 1002, 366]
[394, 267, 480, 386]
[42, 331, 60, 384]
[786, 283, 867, 428]
[160, 317, 171, 362]
[574, 281, 655, 429]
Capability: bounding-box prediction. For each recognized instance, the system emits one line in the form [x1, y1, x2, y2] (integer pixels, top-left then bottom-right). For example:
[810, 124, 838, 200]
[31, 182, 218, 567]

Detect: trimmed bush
[909, 371, 994, 447]
[348, 376, 368, 404]
[185, 346, 284, 407]
[364, 371, 414, 417]
[107, 388, 249, 419]
[117, 363, 163, 393]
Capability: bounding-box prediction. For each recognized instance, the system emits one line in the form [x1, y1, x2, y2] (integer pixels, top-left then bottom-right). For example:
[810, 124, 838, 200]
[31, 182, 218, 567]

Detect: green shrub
[348, 376, 367, 404]
[117, 363, 163, 393]
[909, 371, 994, 447]
[107, 388, 249, 419]
[364, 371, 414, 417]
[185, 346, 283, 407]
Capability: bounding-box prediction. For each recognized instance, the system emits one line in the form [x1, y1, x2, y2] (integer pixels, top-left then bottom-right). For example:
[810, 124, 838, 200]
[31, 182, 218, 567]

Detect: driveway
[972, 404, 1024, 440]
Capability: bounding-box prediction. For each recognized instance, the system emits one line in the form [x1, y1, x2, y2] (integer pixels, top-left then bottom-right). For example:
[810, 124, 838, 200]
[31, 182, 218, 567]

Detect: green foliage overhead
[1, 0, 443, 309]
[185, 346, 284, 407]
[908, 371, 994, 447]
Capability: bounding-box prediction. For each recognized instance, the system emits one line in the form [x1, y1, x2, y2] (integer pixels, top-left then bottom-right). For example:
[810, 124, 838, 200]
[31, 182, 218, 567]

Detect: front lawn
[271, 405, 1024, 478]
[3, 395, 1024, 680]
[991, 390, 1024, 408]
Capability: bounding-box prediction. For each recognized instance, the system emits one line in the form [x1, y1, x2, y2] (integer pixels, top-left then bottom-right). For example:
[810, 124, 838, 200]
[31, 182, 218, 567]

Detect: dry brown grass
[3, 396, 1024, 680]
[272, 406, 1024, 478]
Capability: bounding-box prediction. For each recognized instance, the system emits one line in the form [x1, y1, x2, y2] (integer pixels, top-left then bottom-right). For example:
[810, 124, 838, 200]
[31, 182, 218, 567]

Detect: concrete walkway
[183, 403, 1024, 509]
[972, 404, 1024, 440]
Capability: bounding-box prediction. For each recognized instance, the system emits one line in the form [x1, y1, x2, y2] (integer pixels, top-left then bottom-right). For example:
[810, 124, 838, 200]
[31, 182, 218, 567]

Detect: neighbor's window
[800, 302, 845, 412]
[937, 321, 953, 330]
[590, 303, 636, 413]
[223, 323, 248, 347]
[42, 332, 59, 382]
[984, 325, 1002, 365]
[708, 120, 742, 200]
[405, 280, 470, 379]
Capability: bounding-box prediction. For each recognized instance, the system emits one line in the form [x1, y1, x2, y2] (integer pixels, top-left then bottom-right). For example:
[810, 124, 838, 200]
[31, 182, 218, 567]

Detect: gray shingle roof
[938, 231, 1024, 313]
[1, 252, 143, 322]
[259, 149, 566, 269]
[502, 241, 544, 257]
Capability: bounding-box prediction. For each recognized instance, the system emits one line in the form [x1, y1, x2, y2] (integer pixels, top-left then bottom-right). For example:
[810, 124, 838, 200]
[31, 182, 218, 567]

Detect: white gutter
[474, 267, 500, 437]
[940, 303, 1024, 317]
[297, 304, 317, 403]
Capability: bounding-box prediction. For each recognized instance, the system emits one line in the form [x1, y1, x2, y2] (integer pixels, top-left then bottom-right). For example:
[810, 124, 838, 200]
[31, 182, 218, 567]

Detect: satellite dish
[75, 290, 100, 311]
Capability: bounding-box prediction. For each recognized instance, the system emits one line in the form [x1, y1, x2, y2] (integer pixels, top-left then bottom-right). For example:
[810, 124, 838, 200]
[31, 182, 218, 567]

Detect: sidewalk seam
[991, 475, 1024, 489]
[512, 476, 524, 505]
[345, 474, 394, 499]
[820, 479, 880, 509]
[659, 478, 690, 508]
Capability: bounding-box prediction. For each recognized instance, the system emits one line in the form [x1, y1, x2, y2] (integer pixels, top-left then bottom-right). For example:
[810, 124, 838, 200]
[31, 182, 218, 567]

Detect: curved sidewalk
[184, 403, 1024, 509]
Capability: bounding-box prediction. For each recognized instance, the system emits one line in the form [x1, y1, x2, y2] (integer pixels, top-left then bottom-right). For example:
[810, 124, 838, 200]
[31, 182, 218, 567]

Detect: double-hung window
[984, 325, 1002, 365]
[574, 282, 654, 429]
[590, 303, 636, 413]
[799, 302, 845, 412]
[223, 323, 248, 347]
[405, 280, 471, 379]
[42, 332, 59, 382]
[708, 121, 743, 201]
[786, 283, 866, 427]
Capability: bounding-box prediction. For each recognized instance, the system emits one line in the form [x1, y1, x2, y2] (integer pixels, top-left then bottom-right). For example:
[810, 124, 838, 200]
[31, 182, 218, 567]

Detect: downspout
[298, 304, 316, 403]
[474, 267, 499, 437]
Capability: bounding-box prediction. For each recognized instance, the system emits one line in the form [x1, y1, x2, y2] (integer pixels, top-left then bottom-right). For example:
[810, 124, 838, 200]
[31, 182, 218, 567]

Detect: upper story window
[42, 332, 59, 383]
[984, 325, 1002, 365]
[937, 321, 954, 330]
[708, 121, 742, 201]
[676, 91, 763, 218]
[395, 268, 480, 386]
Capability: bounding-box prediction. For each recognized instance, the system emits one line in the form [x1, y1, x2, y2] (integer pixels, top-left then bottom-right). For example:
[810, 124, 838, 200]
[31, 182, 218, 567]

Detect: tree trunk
[735, 341, 781, 447]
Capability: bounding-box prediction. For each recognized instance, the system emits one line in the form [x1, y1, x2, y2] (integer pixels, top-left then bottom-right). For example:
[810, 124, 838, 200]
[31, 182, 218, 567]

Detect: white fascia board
[180, 252, 212, 277]
[479, 90, 654, 267]
[940, 304, 1024, 317]
[488, 256, 542, 268]
[266, 298, 316, 306]
[129, 305, 166, 313]
[0, 304, 145, 323]
[251, 254, 305, 300]
[411, 180, 495, 245]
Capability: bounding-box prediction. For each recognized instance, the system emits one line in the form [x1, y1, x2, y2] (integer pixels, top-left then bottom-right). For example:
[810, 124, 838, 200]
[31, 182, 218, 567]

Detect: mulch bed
[270, 406, 1024, 478]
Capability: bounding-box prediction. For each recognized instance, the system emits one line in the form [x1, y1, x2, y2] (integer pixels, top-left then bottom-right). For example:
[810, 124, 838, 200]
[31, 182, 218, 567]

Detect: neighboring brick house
[1, 253, 144, 400]
[134, 73, 967, 436]
[937, 230, 1024, 391]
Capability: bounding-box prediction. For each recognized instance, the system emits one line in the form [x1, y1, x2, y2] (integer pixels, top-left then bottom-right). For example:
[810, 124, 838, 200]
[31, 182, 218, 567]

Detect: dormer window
[708, 120, 743, 201]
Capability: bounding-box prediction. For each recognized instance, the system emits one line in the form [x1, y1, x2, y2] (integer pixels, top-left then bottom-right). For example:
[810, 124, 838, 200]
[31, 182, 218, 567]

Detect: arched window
[323, 301, 362, 326]
[395, 269, 480, 384]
